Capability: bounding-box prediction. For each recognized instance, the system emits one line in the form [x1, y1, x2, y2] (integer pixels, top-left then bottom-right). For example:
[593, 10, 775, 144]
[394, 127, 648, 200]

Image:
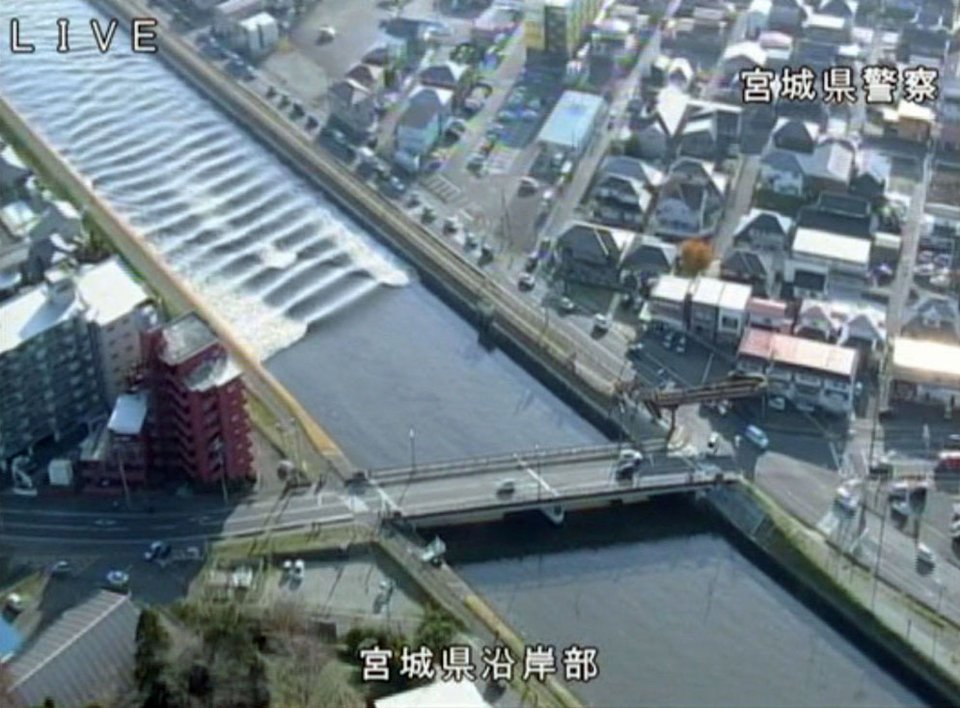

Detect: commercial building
[537, 90, 606, 157]
[525, 0, 604, 60]
[140, 313, 253, 486]
[79, 391, 150, 494]
[737, 328, 859, 413]
[889, 337, 960, 412]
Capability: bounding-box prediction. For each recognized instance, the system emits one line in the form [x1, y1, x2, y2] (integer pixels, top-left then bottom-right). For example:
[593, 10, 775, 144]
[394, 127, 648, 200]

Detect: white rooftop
[651, 274, 692, 303]
[892, 337, 960, 380]
[375, 680, 491, 708]
[108, 391, 148, 436]
[76, 257, 151, 326]
[718, 280, 752, 312]
[0, 279, 83, 357]
[691, 276, 725, 306]
[239, 11, 276, 30]
[792, 228, 871, 266]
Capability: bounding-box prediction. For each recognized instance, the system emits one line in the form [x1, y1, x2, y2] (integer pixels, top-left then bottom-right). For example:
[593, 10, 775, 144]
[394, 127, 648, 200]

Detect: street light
[398, 427, 416, 510]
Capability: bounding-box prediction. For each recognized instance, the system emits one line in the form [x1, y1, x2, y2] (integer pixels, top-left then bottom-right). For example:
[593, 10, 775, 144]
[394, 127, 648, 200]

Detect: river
[0, 2, 929, 704]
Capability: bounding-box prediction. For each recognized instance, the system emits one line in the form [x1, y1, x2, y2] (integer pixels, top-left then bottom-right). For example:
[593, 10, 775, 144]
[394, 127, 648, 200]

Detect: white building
[238, 12, 279, 57]
[889, 337, 960, 412]
[786, 227, 871, 298]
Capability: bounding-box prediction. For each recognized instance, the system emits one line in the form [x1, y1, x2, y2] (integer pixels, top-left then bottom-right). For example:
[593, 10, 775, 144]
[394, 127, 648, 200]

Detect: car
[945, 434, 960, 450]
[292, 559, 306, 581]
[593, 314, 611, 334]
[144, 541, 172, 562]
[890, 498, 912, 517]
[51, 560, 72, 576]
[442, 217, 460, 234]
[317, 25, 337, 41]
[663, 331, 674, 348]
[627, 343, 644, 359]
[464, 231, 479, 250]
[105, 570, 130, 591]
[768, 395, 787, 411]
[915, 262, 935, 277]
[559, 297, 576, 314]
[351, 470, 370, 484]
[744, 425, 769, 451]
[388, 176, 407, 193]
[496, 479, 516, 496]
[520, 108, 540, 122]
[524, 253, 539, 273]
[5, 593, 24, 613]
[405, 192, 422, 208]
[421, 206, 437, 223]
[916, 543, 936, 567]
[716, 400, 730, 416]
[706, 433, 720, 457]
[518, 176, 539, 194]
[918, 250, 934, 264]
[934, 253, 952, 268]
[834, 484, 861, 514]
[676, 336, 686, 354]
[518, 273, 536, 290]
[467, 153, 486, 172]
[185, 546, 204, 561]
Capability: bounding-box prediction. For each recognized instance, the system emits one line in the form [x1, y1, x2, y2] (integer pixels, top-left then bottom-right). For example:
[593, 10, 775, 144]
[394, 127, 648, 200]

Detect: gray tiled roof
[9, 591, 141, 708]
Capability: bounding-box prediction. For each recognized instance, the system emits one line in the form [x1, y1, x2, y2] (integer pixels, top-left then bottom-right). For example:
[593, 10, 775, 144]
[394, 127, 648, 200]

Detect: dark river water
[0, 3, 929, 704]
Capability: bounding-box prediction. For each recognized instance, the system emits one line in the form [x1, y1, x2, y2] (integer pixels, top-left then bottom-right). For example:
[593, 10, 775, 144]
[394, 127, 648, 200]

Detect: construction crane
[615, 373, 768, 437]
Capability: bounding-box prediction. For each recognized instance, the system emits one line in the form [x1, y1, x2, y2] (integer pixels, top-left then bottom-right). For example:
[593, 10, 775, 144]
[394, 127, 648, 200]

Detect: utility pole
[118, 457, 132, 510]
[399, 427, 416, 510]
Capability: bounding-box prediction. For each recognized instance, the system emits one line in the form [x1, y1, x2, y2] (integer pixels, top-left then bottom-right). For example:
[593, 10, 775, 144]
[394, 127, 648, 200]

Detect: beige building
[889, 337, 960, 412]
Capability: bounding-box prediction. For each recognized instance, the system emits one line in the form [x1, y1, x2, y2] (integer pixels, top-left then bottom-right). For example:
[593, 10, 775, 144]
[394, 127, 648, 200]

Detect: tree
[413, 605, 462, 657]
[679, 238, 713, 276]
[135, 609, 171, 692]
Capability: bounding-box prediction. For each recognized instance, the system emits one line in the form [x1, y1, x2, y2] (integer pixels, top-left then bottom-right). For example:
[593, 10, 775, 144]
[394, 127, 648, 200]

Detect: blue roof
[538, 91, 606, 151]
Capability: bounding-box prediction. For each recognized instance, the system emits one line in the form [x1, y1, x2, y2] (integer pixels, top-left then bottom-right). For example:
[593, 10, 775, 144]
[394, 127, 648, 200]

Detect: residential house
[328, 79, 378, 136]
[345, 63, 386, 94]
[394, 86, 453, 172]
[802, 12, 851, 44]
[677, 115, 719, 160]
[648, 274, 692, 330]
[647, 55, 695, 92]
[630, 87, 688, 160]
[768, 0, 808, 32]
[419, 61, 473, 106]
[688, 276, 753, 342]
[686, 101, 742, 146]
[797, 193, 874, 238]
[721, 41, 767, 86]
[881, 100, 936, 143]
[771, 118, 818, 153]
[850, 151, 891, 204]
[622, 235, 678, 285]
[720, 249, 775, 296]
[650, 159, 727, 239]
[785, 227, 871, 298]
[759, 137, 855, 197]
[902, 296, 960, 343]
[736, 327, 859, 413]
[6, 591, 141, 707]
[889, 337, 960, 411]
[746, 297, 793, 331]
[590, 156, 662, 228]
[794, 298, 836, 341]
[734, 208, 795, 254]
[555, 222, 636, 290]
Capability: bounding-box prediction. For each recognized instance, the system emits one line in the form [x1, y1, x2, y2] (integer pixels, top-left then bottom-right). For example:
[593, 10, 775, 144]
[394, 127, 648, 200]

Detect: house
[555, 222, 635, 290]
[328, 79, 378, 136]
[746, 297, 793, 331]
[734, 209, 795, 254]
[902, 296, 960, 343]
[768, 0, 808, 32]
[647, 55, 695, 91]
[881, 100, 936, 143]
[889, 337, 960, 411]
[771, 118, 818, 153]
[345, 63, 386, 94]
[677, 114, 719, 160]
[419, 61, 472, 105]
[803, 12, 851, 44]
[6, 591, 142, 708]
[785, 227, 871, 298]
[687, 276, 752, 342]
[687, 101, 742, 144]
[818, 0, 857, 19]
[590, 156, 662, 227]
[737, 327, 859, 413]
[794, 298, 836, 341]
[648, 274, 692, 330]
[720, 41, 767, 84]
[622, 235, 678, 283]
[797, 193, 874, 238]
[759, 137, 855, 197]
[650, 159, 727, 239]
[630, 87, 688, 160]
[850, 151, 891, 204]
[394, 86, 453, 172]
[721, 249, 775, 296]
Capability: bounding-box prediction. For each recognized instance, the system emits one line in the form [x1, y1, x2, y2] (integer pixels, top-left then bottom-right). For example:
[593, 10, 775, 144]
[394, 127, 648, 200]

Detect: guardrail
[96, 0, 624, 419]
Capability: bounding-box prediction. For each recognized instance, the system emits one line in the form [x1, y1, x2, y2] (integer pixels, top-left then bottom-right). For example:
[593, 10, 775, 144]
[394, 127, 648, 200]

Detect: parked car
[559, 297, 576, 314]
[518, 176, 539, 194]
[768, 395, 787, 412]
[916, 543, 936, 567]
[593, 314, 611, 334]
[421, 206, 437, 223]
[627, 343, 644, 359]
[744, 425, 769, 451]
[50, 560, 72, 577]
[834, 484, 861, 514]
[615, 448, 643, 478]
[706, 433, 720, 457]
[292, 559, 306, 581]
[675, 335, 686, 354]
[144, 541, 172, 562]
[105, 570, 130, 591]
[518, 273, 536, 290]
[442, 216, 460, 234]
[317, 25, 337, 42]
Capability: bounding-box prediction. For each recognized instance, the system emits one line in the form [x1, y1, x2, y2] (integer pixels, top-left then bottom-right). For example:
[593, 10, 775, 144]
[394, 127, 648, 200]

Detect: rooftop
[892, 337, 960, 380]
[0, 274, 83, 357]
[651, 274, 692, 303]
[792, 227, 871, 266]
[8, 591, 140, 708]
[738, 327, 858, 377]
[159, 312, 219, 366]
[108, 391, 149, 436]
[538, 91, 606, 151]
[76, 257, 151, 326]
[747, 297, 788, 318]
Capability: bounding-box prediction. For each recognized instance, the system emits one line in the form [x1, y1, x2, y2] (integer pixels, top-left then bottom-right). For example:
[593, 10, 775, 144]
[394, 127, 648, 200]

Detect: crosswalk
[421, 174, 462, 204]
[486, 146, 521, 175]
